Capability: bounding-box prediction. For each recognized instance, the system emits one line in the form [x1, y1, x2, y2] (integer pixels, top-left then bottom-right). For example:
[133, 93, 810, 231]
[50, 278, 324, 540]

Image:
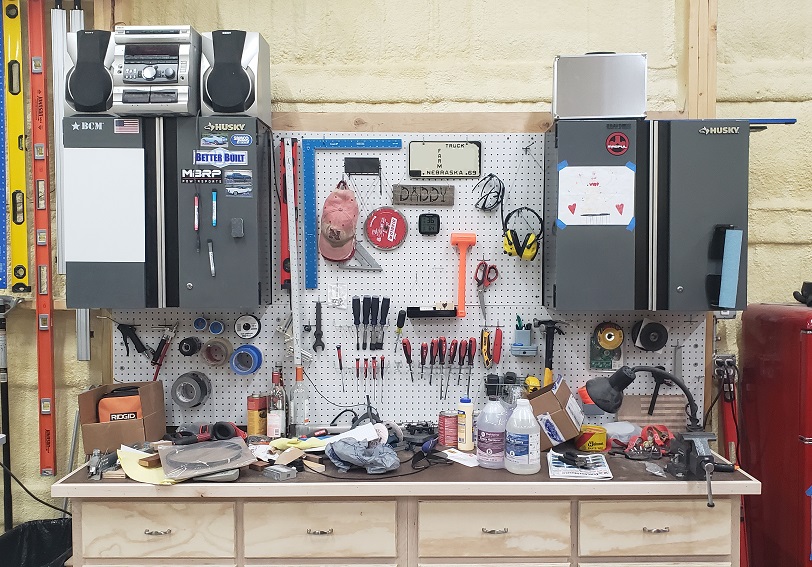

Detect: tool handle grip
[315, 301, 323, 329]
[362, 296, 371, 325]
[448, 339, 458, 363]
[352, 296, 361, 325]
[119, 324, 147, 355]
[379, 297, 390, 325]
[439, 337, 447, 364]
[402, 339, 412, 363]
[459, 340, 468, 365]
[492, 328, 502, 364]
[421, 342, 428, 364]
[370, 296, 380, 326]
[396, 309, 406, 329]
[430, 339, 439, 363]
[467, 337, 477, 364]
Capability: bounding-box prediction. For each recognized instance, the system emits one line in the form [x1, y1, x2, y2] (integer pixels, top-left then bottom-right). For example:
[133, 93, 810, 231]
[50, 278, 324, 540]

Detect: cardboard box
[79, 381, 166, 453]
[526, 378, 585, 451]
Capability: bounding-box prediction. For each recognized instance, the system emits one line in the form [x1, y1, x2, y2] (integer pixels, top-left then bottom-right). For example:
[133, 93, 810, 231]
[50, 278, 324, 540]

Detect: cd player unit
[112, 25, 201, 116]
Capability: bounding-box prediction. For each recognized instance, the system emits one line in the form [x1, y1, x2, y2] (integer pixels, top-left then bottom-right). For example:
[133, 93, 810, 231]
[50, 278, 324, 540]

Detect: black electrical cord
[703, 385, 722, 429]
[0, 461, 71, 517]
[473, 173, 505, 212]
[305, 370, 366, 410]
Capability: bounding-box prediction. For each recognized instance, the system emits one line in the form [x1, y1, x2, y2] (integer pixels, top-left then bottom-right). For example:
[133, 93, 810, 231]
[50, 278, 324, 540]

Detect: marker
[212, 189, 217, 226]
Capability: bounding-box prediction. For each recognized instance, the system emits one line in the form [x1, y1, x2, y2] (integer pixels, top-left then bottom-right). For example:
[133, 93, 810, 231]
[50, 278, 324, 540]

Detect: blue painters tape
[302, 138, 402, 289]
[718, 229, 743, 309]
[557, 160, 568, 171]
[625, 161, 636, 172]
[230, 344, 262, 375]
[626, 217, 636, 231]
[556, 219, 567, 229]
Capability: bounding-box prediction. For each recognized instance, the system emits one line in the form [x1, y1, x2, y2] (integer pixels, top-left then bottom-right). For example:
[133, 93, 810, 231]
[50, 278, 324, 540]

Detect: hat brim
[319, 235, 356, 262]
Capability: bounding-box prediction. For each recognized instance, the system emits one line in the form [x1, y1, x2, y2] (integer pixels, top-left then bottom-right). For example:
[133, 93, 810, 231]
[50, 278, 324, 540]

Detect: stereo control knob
[142, 66, 157, 80]
[164, 67, 175, 79]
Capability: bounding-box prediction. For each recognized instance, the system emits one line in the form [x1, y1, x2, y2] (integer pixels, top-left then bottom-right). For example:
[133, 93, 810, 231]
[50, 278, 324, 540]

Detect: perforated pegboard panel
[112, 131, 706, 428]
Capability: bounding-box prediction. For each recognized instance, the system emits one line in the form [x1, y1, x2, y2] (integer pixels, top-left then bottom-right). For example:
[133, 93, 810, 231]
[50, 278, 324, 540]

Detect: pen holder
[510, 329, 538, 356]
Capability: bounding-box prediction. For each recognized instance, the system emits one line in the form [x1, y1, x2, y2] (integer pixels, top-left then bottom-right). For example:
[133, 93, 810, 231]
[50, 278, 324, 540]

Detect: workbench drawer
[81, 501, 235, 558]
[578, 499, 732, 556]
[418, 500, 571, 557]
[244, 501, 397, 558]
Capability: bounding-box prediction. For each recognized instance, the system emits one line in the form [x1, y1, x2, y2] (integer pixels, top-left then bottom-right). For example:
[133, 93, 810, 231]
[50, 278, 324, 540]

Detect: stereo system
[64, 25, 271, 124]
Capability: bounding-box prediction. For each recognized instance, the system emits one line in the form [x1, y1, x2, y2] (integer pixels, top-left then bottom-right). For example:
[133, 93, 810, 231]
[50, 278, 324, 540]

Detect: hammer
[450, 233, 477, 318]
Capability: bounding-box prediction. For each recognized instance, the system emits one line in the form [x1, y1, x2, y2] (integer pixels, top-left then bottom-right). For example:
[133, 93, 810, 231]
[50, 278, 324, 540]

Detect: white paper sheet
[557, 165, 635, 227]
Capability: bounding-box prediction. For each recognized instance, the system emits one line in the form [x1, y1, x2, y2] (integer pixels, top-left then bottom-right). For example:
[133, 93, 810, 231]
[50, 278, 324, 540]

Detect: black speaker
[201, 30, 271, 126]
[65, 30, 114, 115]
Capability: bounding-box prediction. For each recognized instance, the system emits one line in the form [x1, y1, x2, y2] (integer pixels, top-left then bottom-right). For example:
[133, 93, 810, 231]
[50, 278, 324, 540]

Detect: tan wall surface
[3, 0, 808, 524]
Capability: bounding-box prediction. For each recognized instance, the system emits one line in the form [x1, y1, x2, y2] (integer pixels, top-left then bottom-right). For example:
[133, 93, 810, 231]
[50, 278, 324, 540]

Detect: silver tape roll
[234, 314, 261, 339]
[201, 337, 233, 366]
[171, 372, 212, 408]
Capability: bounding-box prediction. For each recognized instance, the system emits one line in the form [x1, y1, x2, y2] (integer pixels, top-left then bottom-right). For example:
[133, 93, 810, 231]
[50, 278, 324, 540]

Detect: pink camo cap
[318, 182, 360, 262]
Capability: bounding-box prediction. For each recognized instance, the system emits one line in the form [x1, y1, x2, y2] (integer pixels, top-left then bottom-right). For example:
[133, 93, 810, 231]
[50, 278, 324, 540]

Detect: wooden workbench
[53, 452, 759, 567]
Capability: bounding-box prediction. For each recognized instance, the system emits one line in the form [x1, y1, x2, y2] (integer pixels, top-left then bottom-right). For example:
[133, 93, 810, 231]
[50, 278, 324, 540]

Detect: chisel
[362, 295, 371, 349]
[370, 296, 380, 351]
[352, 296, 361, 350]
[376, 296, 390, 350]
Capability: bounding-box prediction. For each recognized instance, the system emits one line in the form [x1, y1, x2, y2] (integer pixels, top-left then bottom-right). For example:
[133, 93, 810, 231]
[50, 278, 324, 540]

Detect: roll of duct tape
[230, 344, 262, 375]
[201, 337, 233, 366]
[171, 372, 212, 408]
[178, 336, 202, 356]
[209, 320, 224, 335]
[631, 319, 669, 352]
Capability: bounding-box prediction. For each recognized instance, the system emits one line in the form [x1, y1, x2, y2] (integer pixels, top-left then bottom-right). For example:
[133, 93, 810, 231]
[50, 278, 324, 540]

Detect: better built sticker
[193, 148, 248, 168]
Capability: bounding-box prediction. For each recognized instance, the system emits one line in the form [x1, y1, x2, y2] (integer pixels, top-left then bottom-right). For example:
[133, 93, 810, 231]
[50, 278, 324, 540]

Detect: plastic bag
[0, 518, 72, 567]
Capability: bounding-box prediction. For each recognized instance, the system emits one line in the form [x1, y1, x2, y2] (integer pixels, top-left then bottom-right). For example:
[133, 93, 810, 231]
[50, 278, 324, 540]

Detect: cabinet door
[579, 500, 731, 556]
[244, 501, 397, 558]
[81, 501, 235, 559]
[418, 500, 571, 557]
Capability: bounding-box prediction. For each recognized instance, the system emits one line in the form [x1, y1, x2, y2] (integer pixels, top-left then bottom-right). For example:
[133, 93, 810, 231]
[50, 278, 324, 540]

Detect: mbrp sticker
[230, 133, 253, 146]
[181, 168, 222, 183]
[193, 149, 248, 168]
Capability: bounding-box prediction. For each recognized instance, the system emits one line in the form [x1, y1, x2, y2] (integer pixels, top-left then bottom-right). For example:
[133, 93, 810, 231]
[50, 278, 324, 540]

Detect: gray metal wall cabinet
[653, 119, 749, 311]
[164, 116, 272, 308]
[63, 116, 151, 308]
[544, 119, 648, 310]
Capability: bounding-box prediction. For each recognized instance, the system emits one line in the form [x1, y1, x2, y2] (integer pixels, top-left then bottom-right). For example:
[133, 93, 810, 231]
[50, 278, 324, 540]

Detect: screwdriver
[337, 345, 345, 392]
[352, 296, 361, 350]
[457, 339, 468, 385]
[372, 356, 378, 381]
[429, 338, 439, 385]
[492, 326, 503, 365]
[370, 296, 380, 351]
[364, 357, 369, 383]
[380, 355, 386, 401]
[466, 337, 477, 398]
[402, 338, 415, 381]
[377, 297, 390, 350]
[444, 339, 458, 400]
[420, 342, 428, 380]
[393, 309, 407, 352]
[355, 357, 360, 392]
[438, 336, 447, 383]
[362, 296, 372, 350]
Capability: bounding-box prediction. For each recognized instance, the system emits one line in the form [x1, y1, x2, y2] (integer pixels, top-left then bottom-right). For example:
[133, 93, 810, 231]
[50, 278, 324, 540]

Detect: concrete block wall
[3, 0, 807, 524]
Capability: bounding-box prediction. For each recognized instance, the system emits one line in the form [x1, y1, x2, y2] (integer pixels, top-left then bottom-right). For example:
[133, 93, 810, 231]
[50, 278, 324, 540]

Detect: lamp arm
[632, 366, 701, 430]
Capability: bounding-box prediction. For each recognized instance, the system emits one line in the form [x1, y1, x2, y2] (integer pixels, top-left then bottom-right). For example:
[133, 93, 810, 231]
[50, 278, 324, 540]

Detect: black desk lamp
[585, 365, 702, 431]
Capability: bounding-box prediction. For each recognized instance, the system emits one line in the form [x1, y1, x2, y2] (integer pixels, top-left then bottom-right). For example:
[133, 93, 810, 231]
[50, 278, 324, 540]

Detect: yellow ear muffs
[502, 206, 542, 261]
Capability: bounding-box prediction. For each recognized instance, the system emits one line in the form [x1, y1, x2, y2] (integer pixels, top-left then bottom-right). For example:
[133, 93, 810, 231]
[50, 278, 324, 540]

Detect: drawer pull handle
[642, 526, 670, 534]
[307, 528, 334, 535]
[144, 529, 172, 536]
[481, 527, 509, 535]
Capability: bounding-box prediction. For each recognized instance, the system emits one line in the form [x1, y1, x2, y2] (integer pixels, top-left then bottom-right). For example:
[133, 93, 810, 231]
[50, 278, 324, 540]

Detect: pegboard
[112, 131, 706, 429]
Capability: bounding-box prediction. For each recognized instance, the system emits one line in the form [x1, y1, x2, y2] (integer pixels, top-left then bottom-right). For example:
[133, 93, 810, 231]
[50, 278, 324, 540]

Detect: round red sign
[365, 207, 408, 250]
[606, 132, 630, 156]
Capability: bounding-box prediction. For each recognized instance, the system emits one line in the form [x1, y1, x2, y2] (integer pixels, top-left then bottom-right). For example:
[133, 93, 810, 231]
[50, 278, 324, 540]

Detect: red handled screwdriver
[429, 338, 439, 386]
[466, 337, 477, 398]
[457, 339, 468, 385]
[364, 357, 369, 384]
[438, 336, 447, 376]
[442, 338, 456, 400]
[380, 355, 386, 402]
[372, 356, 378, 381]
[355, 357, 360, 392]
[402, 339, 414, 382]
[420, 342, 428, 380]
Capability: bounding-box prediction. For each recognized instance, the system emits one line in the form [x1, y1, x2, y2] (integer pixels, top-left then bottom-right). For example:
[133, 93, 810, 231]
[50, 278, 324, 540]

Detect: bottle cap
[516, 398, 529, 405]
[460, 397, 471, 403]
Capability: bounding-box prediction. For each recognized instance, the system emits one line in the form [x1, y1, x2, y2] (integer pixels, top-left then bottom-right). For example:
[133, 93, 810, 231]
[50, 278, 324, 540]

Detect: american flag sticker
[114, 119, 140, 134]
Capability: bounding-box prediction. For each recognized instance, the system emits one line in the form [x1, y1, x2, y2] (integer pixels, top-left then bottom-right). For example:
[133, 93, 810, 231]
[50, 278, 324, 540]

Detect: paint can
[247, 393, 267, 437]
[438, 410, 458, 448]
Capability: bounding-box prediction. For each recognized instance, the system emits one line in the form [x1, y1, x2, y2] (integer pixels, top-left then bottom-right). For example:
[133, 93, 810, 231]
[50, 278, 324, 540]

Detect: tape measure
[365, 207, 408, 250]
[234, 314, 261, 339]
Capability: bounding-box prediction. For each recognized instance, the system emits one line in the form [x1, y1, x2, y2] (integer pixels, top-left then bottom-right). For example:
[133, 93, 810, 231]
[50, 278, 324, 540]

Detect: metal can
[438, 411, 458, 447]
[247, 393, 268, 436]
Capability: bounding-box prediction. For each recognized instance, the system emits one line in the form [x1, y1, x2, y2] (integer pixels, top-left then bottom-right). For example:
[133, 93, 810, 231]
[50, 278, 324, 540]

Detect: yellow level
[4, 0, 29, 292]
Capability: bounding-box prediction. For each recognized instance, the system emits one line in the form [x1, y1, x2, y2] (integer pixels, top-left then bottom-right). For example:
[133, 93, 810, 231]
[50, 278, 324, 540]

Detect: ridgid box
[526, 378, 584, 451]
[79, 381, 166, 453]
